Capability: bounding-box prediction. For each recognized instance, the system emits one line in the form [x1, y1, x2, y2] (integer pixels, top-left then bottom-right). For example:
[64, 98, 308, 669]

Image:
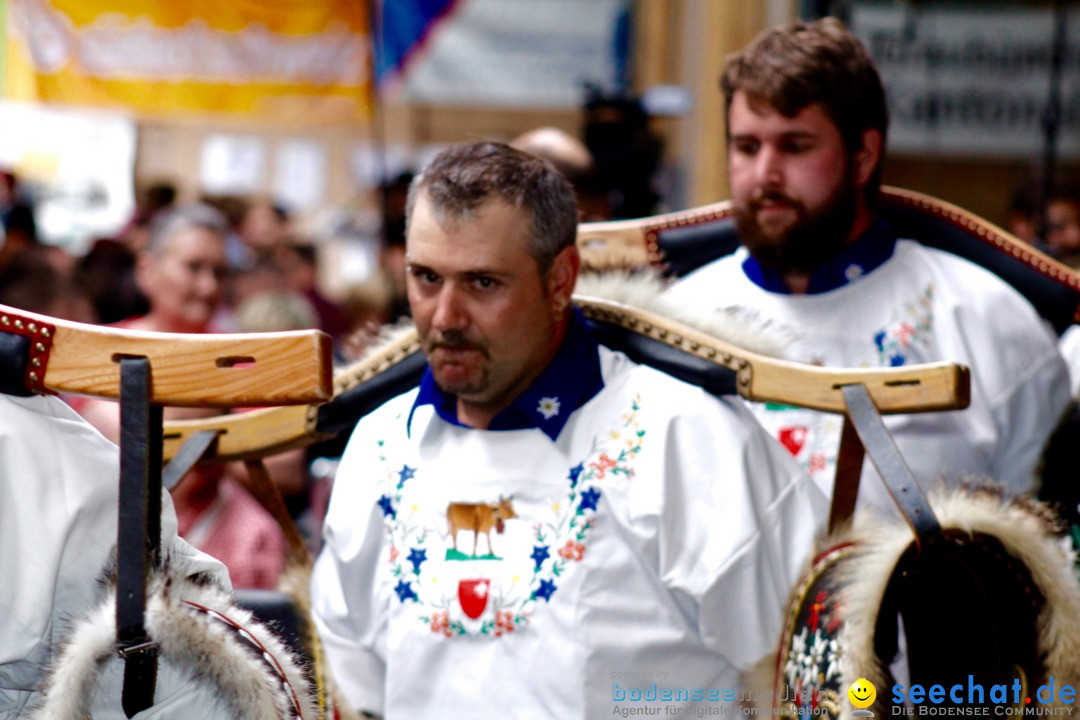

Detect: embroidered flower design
[558, 540, 585, 561]
[380, 393, 647, 639]
[537, 396, 561, 420]
[407, 547, 427, 575]
[530, 545, 550, 571]
[394, 580, 417, 602]
[533, 578, 557, 601]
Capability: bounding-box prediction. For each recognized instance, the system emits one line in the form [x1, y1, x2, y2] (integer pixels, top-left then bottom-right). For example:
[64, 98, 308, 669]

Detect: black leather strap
[839, 383, 941, 543]
[116, 358, 161, 717]
[0, 332, 32, 397]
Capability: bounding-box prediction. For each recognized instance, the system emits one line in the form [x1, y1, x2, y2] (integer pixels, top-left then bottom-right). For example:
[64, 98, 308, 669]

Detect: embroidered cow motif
[378, 394, 646, 638]
[445, 497, 518, 559]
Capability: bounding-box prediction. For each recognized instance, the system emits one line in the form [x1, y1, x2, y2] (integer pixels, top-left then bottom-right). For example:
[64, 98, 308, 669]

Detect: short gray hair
[406, 141, 578, 275]
[146, 203, 229, 256]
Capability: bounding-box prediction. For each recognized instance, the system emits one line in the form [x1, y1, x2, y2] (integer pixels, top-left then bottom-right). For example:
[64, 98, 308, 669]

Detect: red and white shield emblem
[778, 426, 808, 456]
[458, 579, 490, 619]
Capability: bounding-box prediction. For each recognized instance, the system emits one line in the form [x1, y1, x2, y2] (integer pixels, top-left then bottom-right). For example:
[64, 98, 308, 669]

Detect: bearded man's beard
[734, 170, 859, 274]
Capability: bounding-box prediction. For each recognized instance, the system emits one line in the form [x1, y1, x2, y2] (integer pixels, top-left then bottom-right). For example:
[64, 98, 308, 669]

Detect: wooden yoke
[0, 303, 334, 718]
[5, 306, 333, 406]
[577, 186, 1080, 332]
[161, 296, 969, 463]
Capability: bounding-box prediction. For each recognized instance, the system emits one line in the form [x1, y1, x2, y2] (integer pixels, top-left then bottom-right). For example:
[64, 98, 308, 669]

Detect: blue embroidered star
[377, 494, 396, 519]
[397, 464, 416, 486]
[578, 487, 602, 513]
[567, 463, 584, 488]
[889, 354, 906, 367]
[394, 580, 417, 602]
[534, 579, 557, 602]
[531, 545, 550, 571]
[407, 547, 427, 575]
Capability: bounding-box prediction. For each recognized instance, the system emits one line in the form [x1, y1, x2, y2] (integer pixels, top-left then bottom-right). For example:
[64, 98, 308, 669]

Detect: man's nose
[754, 145, 783, 187]
[431, 284, 468, 331]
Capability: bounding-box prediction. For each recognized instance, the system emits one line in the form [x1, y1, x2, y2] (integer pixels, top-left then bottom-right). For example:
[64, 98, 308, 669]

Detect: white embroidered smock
[665, 228, 1071, 515]
[0, 393, 236, 719]
[311, 332, 827, 719]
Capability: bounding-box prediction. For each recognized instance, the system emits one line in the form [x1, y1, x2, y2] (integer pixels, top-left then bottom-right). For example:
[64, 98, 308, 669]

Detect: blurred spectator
[1008, 175, 1080, 266]
[73, 203, 286, 590]
[240, 199, 290, 255]
[378, 172, 413, 321]
[200, 193, 255, 271]
[118, 180, 178, 254]
[233, 288, 318, 333]
[582, 86, 664, 218]
[511, 126, 613, 221]
[0, 169, 38, 251]
[231, 288, 321, 541]
[76, 237, 148, 323]
[274, 240, 350, 341]
[0, 248, 95, 323]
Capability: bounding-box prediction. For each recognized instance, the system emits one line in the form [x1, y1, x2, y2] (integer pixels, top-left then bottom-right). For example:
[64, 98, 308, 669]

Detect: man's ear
[854, 129, 883, 188]
[547, 245, 580, 314]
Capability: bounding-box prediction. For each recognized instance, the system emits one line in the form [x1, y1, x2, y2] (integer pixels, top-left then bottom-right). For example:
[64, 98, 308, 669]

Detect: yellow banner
[4, 0, 372, 123]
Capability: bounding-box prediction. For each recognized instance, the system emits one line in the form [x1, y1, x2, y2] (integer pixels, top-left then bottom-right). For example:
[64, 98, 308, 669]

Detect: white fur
[573, 270, 795, 358]
[832, 486, 1080, 713]
[32, 566, 317, 719]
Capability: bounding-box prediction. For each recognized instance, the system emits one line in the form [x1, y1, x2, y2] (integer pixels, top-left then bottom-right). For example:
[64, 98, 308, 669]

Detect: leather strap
[839, 383, 941, 543]
[116, 358, 162, 717]
[162, 430, 221, 491]
[0, 310, 55, 396]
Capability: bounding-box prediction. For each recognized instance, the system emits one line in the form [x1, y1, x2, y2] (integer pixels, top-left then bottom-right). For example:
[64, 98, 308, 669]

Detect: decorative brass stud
[41, 327, 50, 338]
[27, 323, 36, 333]
[28, 371, 38, 384]
[31, 358, 41, 368]
[14, 319, 23, 330]
[0, 316, 8, 326]
[35, 343, 45, 354]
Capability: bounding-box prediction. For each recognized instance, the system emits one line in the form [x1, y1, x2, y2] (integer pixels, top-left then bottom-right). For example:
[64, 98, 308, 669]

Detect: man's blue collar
[408, 308, 604, 441]
[741, 219, 898, 295]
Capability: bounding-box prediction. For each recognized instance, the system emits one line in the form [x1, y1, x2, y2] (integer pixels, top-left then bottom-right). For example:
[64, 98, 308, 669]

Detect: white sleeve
[985, 324, 1071, 494]
[309, 424, 392, 716]
[655, 394, 828, 670]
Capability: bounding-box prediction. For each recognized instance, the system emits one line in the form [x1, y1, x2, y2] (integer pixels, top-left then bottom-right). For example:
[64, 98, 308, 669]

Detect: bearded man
[665, 18, 1070, 515]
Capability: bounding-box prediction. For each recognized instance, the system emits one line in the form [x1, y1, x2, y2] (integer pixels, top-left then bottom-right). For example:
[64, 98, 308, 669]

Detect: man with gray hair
[311, 141, 826, 717]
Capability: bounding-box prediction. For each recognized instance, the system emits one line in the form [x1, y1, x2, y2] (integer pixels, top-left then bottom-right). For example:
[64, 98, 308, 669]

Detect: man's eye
[411, 268, 439, 284]
[473, 276, 496, 290]
[732, 140, 759, 155]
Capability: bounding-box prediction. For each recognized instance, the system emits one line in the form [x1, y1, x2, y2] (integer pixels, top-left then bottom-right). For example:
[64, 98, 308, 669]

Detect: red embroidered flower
[558, 539, 585, 561]
[430, 611, 449, 635]
[389, 544, 399, 563]
[590, 453, 617, 478]
[495, 610, 515, 634]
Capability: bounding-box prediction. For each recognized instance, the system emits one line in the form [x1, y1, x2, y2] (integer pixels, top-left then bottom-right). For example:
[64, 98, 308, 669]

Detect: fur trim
[833, 485, 1080, 711]
[574, 270, 795, 358]
[32, 564, 317, 720]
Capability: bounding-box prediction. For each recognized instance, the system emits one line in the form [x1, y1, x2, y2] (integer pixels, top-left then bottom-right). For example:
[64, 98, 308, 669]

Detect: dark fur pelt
[761, 484, 1080, 720]
[31, 554, 316, 719]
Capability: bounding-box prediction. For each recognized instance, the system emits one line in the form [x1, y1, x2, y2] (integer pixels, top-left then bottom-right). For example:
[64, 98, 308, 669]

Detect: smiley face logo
[848, 678, 877, 708]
